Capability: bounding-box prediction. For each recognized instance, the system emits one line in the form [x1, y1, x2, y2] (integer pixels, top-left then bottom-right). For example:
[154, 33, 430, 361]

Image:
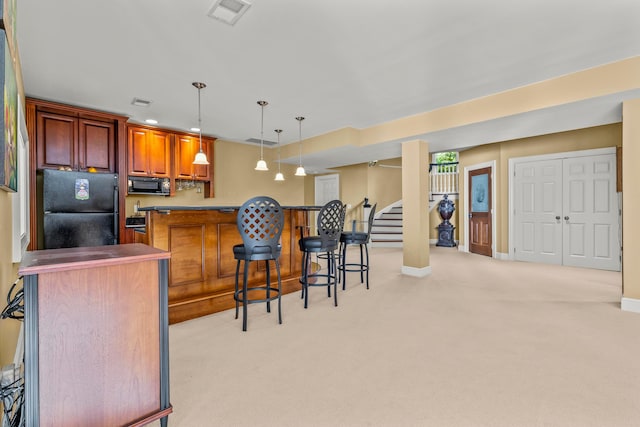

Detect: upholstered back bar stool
[298, 200, 345, 308]
[338, 203, 377, 289]
[233, 196, 284, 331]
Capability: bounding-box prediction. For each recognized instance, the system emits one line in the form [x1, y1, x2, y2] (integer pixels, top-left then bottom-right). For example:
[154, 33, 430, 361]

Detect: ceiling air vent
[131, 97, 152, 107]
[207, 0, 252, 26]
[246, 138, 277, 147]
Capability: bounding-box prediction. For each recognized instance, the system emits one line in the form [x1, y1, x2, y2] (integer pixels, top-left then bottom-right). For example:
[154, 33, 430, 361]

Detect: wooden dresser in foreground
[18, 244, 172, 427]
[139, 206, 316, 324]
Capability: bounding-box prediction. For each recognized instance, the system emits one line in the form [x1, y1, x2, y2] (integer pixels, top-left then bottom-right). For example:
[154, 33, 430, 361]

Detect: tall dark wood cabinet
[26, 98, 128, 250]
[18, 244, 172, 427]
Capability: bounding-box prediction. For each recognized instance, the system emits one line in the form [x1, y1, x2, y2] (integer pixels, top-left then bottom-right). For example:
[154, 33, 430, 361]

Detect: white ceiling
[16, 0, 640, 173]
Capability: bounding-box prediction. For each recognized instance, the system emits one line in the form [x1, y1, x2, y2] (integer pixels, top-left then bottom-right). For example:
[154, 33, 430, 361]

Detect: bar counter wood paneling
[140, 206, 316, 324]
[18, 244, 172, 427]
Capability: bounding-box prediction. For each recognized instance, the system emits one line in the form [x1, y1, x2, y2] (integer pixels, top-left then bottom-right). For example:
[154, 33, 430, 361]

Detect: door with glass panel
[469, 167, 492, 257]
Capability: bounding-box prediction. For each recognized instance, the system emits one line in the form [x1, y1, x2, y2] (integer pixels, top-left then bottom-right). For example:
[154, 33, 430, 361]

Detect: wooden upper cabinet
[174, 135, 212, 181]
[36, 110, 115, 172]
[79, 118, 116, 172]
[36, 111, 77, 170]
[127, 127, 171, 178]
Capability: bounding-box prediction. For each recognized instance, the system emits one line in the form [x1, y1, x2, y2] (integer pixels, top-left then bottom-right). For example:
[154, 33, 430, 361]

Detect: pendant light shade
[192, 82, 210, 165]
[294, 116, 306, 176]
[274, 129, 284, 181]
[255, 100, 269, 171]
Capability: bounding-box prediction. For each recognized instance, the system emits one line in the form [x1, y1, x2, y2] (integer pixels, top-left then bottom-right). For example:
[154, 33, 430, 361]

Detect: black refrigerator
[42, 169, 119, 249]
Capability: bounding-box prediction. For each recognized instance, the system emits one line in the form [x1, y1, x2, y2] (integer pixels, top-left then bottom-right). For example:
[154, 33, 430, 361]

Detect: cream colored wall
[328, 163, 368, 227]
[622, 99, 640, 300]
[367, 158, 403, 211]
[458, 123, 622, 253]
[0, 192, 21, 366]
[315, 158, 403, 228]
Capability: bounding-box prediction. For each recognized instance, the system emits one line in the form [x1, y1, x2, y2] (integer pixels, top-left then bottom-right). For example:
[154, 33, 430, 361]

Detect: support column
[622, 98, 640, 313]
[401, 139, 431, 276]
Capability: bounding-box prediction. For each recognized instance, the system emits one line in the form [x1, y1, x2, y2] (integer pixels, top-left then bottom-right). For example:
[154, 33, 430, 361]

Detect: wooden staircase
[370, 205, 403, 247]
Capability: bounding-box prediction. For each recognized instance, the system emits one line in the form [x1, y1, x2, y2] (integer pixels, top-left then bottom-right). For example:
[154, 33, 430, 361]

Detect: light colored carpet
[153, 246, 640, 427]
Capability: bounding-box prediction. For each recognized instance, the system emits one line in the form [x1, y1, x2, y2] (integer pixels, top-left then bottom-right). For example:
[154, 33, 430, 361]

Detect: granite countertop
[138, 205, 322, 212]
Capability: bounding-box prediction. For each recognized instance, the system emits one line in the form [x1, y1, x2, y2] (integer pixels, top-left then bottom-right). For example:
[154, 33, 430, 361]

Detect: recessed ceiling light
[207, 0, 252, 26]
[145, 119, 158, 125]
[190, 127, 200, 132]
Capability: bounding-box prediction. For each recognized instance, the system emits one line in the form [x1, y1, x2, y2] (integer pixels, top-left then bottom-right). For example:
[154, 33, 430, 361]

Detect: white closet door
[514, 160, 563, 264]
[562, 154, 619, 270]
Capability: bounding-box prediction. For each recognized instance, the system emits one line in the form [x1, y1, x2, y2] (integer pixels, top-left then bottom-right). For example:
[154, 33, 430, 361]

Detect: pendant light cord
[296, 116, 305, 167]
[198, 86, 203, 152]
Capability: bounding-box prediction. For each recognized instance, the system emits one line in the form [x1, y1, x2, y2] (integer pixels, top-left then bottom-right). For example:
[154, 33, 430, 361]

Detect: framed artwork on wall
[0, 29, 17, 192]
[0, 0, 17, 53]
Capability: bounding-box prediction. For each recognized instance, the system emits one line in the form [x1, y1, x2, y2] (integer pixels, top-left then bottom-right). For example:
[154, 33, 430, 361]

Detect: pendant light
[255, 100, 269, 171]
[295, 116, 306, 176]
[192, 82, 210, 165]
[274, 129, 284, 181]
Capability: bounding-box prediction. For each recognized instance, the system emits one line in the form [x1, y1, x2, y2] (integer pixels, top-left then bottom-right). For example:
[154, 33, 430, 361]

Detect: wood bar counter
[138, 206, 317, 324]
[18, 244, 172, 427]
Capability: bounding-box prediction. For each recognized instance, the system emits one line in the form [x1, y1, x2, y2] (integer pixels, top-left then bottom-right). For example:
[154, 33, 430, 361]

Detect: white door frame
[508, 146, 616, 261]
[463, 160, 497, 258]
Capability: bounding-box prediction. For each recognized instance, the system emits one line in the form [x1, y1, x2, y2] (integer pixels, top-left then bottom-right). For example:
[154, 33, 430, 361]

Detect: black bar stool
[233, 196, 284, 331]
[298, 200, 345, 308]
[338, 203, 376, 289]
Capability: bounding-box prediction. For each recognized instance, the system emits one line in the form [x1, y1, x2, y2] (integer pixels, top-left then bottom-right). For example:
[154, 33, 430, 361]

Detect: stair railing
[429, 162, 459, 196]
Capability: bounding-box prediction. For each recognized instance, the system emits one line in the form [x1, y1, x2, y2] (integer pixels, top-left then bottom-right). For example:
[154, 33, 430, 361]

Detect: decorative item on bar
[255, 100, 269, 171]
[295, 116, 306, 176]
[192, 82, 209, 165]
[274, 129, 284, 181]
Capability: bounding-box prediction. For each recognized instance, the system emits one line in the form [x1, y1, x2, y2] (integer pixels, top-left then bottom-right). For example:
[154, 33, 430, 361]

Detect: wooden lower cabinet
[19, 244, 172, 427]
[144, 207, 310, 324]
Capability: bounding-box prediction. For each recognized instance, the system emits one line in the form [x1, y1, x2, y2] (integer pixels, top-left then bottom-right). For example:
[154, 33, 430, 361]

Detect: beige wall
[622, 99, 640, 300]
[458, 123, 622, 253]
[315, 158, 403, 227]
[0, 193, 21, 366]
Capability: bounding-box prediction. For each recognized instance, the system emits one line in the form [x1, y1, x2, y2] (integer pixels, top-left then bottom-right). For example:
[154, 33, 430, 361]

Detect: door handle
[564, 216, 569, 221]
[555, 216, 560, 220]
[468, 213, 472, 219]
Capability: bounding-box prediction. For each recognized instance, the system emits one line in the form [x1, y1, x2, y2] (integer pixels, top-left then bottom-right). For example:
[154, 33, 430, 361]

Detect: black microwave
[128, 176, 170, 195]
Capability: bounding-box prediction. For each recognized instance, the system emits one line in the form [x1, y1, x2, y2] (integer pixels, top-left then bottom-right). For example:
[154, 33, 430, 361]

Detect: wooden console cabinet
[18, 244, 172, 427]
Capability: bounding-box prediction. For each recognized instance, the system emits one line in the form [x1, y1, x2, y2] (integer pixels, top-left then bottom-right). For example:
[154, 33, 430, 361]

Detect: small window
[432, 152, 458, 173]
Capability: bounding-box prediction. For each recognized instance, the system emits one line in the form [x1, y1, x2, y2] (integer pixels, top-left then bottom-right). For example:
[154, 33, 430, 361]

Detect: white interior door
[514, 159, 563, 264]
[315, 174, 339, 206]
[563, 154, 619, 270]
[513, 152, 620, 271]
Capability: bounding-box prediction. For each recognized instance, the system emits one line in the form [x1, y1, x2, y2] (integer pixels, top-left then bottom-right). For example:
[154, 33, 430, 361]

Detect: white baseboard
[429, 239, 437, 245]
[458, 244, 467, 253]
[621, 297, 640, 314]
[401, 265, 432, 277]
[496, 252, 510, 260]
